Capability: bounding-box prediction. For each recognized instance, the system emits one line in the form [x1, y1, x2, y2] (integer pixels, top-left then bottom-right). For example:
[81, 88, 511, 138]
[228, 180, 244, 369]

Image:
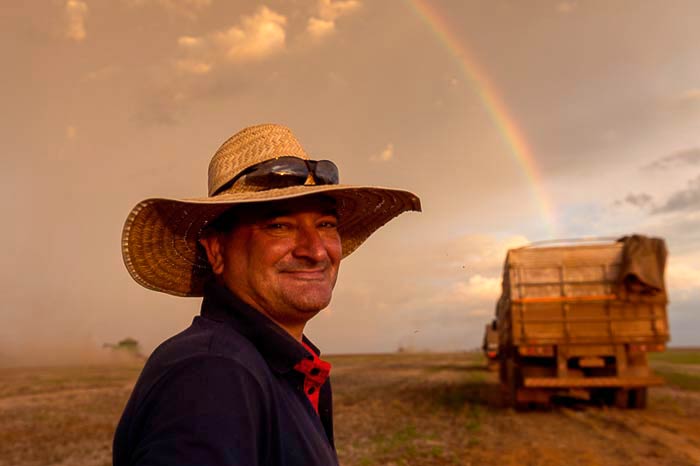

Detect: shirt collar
[200, 280, 320, 373]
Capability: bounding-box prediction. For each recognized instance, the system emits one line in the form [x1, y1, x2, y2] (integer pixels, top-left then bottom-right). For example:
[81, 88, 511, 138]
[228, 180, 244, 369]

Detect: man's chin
[294, 298, 332, 314]
[285, 289, 333, 314]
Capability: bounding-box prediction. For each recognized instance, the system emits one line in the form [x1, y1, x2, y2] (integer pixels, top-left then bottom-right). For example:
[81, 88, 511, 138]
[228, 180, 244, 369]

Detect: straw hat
[122, 124, 421, 297]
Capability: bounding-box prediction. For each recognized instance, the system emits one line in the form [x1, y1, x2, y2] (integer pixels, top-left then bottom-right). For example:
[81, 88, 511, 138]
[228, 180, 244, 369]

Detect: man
[113, 124, 421, 466]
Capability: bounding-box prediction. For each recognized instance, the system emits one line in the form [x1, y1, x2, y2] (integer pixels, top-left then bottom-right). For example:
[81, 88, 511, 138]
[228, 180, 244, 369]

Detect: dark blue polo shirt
[113, 282, 338, 466]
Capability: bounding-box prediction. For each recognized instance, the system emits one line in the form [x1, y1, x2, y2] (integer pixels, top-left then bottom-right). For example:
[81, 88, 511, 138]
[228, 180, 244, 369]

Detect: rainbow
[408, 0, 558, 237]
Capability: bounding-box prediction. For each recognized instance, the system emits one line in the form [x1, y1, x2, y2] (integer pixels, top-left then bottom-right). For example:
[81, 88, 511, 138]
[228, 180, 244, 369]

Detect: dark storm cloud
[453, 0, 700, 176]
[132, 88, 183, 126]
[651, 215, 700, 254]
[643, 148, 700, 172]
[616, 192, 654, 209]
[653, 174, 700, 214]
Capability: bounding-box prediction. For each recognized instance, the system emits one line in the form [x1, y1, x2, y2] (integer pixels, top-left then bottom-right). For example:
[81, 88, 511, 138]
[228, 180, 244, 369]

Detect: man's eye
[319, 220, 338, 229]
[266, 223, 289, 230]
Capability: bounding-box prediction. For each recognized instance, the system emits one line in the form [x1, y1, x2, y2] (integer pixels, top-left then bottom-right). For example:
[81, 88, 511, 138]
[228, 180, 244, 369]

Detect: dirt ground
[1, 351, 699, 466]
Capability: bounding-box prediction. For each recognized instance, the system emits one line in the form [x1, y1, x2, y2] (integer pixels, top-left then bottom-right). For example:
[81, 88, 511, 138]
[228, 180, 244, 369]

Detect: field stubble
[1, 351, 700, 466]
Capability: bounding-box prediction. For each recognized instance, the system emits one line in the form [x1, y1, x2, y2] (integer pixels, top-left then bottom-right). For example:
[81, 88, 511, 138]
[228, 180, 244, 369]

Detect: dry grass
[0, 365, 141, 466]
[2, 351, 700, 466]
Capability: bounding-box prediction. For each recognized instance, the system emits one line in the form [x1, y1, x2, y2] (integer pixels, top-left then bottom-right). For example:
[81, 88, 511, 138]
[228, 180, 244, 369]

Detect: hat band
[213, 156, 340, 196]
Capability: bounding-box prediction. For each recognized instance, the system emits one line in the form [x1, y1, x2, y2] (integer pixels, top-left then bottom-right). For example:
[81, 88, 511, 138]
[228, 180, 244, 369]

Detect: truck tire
[596, 388, 616, 406]
[507, 370, 518, 409]
[628, 388, 647, 409]
[505, 359, 526, 410]
[614, 389, 629, 409]
[499, 353, 508, 385]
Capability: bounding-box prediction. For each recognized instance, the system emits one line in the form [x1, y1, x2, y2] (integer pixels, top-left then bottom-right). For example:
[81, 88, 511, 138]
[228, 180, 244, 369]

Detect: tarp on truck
[617, 235, 667, 295]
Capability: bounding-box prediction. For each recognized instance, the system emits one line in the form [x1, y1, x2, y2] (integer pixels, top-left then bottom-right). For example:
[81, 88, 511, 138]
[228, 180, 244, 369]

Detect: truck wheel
[506, 360, 526, 410]
[628, 388, 647, 409]
[507, 374, 518, 409]
[614, 389, 629, 408]
[596, 388, 616, 406]
[499, 354, 508, 384]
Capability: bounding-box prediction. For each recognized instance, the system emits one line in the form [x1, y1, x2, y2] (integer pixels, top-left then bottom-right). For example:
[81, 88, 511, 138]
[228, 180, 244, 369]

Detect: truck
[482, 319, 499, 371]
[495, 235, 669, 409]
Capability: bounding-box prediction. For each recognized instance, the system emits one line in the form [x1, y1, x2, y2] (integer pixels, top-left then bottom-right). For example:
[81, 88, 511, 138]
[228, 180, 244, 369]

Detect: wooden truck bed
[495, 236, 669, 408]
[498, 241, 669, 348]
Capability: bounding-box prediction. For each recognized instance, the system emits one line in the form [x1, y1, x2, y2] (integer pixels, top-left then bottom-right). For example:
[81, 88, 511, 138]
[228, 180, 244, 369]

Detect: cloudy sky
[3, 0, 700, 364]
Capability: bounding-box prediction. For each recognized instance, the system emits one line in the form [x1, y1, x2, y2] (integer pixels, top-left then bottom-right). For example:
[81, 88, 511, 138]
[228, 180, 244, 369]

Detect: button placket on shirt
[293, 348, 331, 414]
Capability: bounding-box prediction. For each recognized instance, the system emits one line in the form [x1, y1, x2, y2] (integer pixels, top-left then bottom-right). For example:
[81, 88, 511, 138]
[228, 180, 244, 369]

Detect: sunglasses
[215, 156, 340, 194]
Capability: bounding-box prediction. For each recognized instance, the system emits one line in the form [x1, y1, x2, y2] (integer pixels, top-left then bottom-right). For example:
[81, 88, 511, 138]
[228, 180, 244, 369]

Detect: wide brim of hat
[122, 184, 421, 297]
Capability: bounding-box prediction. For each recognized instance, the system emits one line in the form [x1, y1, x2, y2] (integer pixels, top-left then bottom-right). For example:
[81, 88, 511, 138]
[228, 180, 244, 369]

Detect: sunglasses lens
[244, 157, 309, 187]
[220, 156, 340, 193]
[313, 160, 339, 184]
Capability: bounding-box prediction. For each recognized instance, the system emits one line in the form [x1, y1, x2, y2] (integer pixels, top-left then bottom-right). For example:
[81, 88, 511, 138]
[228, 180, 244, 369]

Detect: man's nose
[293, 225, 328, 262]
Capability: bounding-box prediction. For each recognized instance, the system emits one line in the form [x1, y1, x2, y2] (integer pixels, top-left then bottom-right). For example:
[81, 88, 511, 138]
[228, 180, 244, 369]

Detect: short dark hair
[204, 206, 240, 235]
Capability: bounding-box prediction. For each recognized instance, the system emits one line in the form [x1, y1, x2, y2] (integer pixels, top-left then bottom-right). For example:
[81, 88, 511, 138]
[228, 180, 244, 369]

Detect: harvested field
[2, 350, 700, 466]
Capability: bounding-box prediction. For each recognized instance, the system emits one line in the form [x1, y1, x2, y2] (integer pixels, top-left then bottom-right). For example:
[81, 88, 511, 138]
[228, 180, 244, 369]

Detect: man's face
[203, 198, 342, 332]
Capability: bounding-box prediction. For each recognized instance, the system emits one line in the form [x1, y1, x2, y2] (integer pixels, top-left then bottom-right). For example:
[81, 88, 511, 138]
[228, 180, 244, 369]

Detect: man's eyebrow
[258, 208, 338, 219]
[319, 208, 339, 217]
[258, 209, 295, 219]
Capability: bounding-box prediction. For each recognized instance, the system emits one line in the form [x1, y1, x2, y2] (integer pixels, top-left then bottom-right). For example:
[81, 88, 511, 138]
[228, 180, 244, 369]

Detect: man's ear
[199, 234, 225, 275]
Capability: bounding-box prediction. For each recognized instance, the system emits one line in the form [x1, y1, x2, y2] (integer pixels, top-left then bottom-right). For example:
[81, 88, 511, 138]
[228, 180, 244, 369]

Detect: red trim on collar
[293, 341, 331, 414]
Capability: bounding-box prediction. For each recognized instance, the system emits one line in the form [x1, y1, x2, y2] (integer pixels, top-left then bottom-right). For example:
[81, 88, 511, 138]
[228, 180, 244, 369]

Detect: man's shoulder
[140, 315, 270, 387]
[113, 316, 279, 466]
[154, 315, 244, 356]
